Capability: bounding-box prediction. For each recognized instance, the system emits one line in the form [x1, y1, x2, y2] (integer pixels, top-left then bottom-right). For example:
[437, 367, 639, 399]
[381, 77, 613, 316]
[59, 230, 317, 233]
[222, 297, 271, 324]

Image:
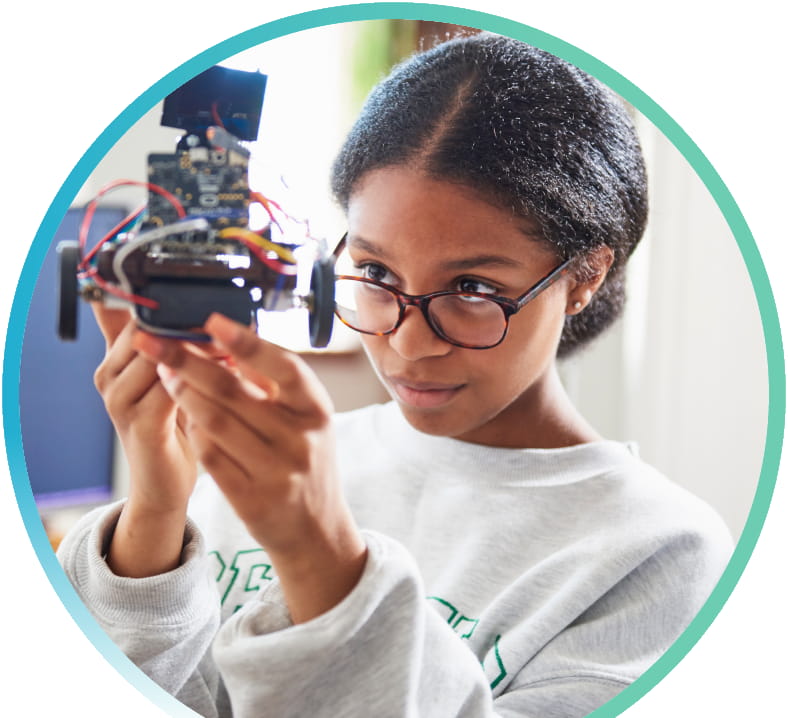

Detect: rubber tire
[308, 256, 335, 348]
[56, 240, 81, 340]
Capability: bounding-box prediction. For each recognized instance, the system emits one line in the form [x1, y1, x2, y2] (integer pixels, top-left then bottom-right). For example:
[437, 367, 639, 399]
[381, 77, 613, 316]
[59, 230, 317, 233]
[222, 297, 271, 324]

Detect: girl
[58, 33, 732, 718]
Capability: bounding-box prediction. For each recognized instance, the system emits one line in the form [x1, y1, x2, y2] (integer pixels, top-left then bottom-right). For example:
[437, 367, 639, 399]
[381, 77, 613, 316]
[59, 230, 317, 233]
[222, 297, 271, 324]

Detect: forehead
[346, 166, 553, 265]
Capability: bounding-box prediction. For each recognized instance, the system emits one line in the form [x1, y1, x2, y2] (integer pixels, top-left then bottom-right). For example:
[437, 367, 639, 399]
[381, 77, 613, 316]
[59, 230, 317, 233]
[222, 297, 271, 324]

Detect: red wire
[258, 194, 283, 213]
[78, 203, 146, 270]
[235, 236, 298, 276]
[250, 191, 283, 232]
[77, 182, 296, 311]
[211, 102, 225, 129]
[78, 179, 186, 257]
[249, 190, 316, 243]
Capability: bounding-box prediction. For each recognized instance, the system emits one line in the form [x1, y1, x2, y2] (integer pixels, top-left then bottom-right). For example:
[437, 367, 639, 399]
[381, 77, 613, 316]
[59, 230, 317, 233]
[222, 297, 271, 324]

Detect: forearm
[106, 496, 188, 578]
[266, 503, 368, 624]
[106, 427, 196, 578]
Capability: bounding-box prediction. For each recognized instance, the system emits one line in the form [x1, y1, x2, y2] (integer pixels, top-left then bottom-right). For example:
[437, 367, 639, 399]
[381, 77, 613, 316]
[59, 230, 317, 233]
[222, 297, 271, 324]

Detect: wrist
[124, 454, 196, 515]
[125, 477, 191, 515]
[106, 498, 189, 578]
[124, 492, 189, 523]
[266, 511, 368, 624]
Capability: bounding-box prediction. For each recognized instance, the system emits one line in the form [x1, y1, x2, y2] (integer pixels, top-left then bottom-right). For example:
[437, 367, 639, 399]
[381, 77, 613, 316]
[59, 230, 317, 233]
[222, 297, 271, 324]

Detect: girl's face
[346, 166, 584, 448]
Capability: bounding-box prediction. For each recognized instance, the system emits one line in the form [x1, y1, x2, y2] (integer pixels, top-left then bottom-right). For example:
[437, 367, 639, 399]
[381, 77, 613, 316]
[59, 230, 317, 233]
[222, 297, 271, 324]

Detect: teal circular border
[3, 3, 784, 716]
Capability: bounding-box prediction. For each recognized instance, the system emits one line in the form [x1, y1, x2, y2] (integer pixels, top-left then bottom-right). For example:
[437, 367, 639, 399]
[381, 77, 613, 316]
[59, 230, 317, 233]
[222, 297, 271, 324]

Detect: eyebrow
[441, 254, 525, 271]
[347, 235, 526, 271]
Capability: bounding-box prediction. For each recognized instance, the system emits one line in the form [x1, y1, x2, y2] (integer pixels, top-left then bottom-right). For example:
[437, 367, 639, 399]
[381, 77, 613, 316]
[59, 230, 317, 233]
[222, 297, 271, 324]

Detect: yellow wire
[218, 227, 296, 263]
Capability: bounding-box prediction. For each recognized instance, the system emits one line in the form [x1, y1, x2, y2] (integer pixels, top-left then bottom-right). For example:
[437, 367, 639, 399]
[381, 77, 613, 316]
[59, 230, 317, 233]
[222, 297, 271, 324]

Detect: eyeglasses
[333, 235, 574, 349]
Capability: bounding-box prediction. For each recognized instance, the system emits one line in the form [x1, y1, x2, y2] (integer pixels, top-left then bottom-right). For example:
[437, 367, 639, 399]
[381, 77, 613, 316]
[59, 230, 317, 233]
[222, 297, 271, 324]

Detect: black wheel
[56, 240, 81, 340]
[308, 255, 335, 348]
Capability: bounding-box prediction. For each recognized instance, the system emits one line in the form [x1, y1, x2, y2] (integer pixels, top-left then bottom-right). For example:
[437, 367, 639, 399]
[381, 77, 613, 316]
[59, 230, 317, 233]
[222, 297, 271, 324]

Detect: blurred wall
[560, 115, 768, 538]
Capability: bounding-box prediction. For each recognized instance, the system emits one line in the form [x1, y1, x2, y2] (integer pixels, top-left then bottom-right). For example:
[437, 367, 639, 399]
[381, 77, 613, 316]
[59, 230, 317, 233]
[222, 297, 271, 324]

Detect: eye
[357, 262, 396, 284]
[457, 277, 498, 295]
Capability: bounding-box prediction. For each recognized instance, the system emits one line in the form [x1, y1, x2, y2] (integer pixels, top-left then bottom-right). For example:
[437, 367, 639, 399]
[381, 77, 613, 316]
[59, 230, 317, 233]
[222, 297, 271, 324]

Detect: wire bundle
[76, 180, 302, 309]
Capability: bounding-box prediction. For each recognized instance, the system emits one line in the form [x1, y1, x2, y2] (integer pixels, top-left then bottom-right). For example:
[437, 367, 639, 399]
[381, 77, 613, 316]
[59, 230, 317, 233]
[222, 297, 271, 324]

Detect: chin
[395, 401, 474, 439]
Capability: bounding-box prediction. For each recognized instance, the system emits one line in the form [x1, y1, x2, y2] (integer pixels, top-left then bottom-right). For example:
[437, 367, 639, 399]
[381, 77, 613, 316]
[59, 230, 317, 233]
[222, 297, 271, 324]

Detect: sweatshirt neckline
[369, 401, 638, 487]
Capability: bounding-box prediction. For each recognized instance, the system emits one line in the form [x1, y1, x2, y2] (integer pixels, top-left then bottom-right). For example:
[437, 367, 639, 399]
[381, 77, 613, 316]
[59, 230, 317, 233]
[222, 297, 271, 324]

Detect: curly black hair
[330, 33, 649, 357]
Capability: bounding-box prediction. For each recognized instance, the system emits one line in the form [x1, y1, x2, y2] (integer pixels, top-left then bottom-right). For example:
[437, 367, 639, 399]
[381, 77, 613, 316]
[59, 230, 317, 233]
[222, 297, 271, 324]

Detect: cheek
[358, 335, 387, 376]
[503, 299, 567, 365]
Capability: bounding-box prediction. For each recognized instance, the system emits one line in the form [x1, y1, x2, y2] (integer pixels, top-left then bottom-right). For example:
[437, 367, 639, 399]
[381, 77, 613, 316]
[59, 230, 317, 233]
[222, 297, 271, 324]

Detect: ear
[565, 245, 615, 315]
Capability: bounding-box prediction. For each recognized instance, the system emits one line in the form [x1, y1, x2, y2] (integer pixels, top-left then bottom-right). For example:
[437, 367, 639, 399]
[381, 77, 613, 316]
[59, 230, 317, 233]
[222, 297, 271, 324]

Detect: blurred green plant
[349, 20, 419, 111]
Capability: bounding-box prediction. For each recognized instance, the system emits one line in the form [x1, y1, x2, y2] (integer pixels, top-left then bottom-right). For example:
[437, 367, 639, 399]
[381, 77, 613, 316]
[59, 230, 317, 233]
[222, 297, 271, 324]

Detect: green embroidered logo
[209, 548, 274, 613]
[427, 595, 480, 639]
[486, 635, 507, 690]
[428, 596, 507, 690]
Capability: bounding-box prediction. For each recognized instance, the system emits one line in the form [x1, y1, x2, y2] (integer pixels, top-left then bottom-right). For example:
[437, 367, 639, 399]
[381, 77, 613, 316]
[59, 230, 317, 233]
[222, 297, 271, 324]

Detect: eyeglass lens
[334, 278, 508, 348]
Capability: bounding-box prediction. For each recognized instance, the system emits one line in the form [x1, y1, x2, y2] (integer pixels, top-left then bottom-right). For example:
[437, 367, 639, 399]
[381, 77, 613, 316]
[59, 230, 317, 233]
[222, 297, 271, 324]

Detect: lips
[385, 375, 466, 409]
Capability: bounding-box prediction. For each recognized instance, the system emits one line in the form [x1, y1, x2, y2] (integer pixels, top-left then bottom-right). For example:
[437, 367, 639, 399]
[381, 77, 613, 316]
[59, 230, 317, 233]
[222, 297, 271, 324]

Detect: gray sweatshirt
[58, 401, 733, 717]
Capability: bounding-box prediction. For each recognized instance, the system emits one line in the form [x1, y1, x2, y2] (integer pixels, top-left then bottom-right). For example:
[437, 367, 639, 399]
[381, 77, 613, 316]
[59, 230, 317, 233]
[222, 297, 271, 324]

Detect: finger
[132, 331, 259, 399]
[179, 423, 281, 530]
[204, 313, 332, 415]
[134, 331, 326, 448]
[157, 365, 284, 468]
[91, 302, 133, 347]
[94, 321, 153, 398]
[98, 320, 143, 379]
[182, 423, 249, 491]
[148, 343, 300, 448]
[133, 329, 279, 413]
[123, 360, 172, 408]
[106, 353, 171, 412]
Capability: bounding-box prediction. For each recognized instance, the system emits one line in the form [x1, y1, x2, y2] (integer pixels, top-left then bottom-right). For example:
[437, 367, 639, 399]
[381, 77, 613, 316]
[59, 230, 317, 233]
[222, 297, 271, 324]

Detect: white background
[1, 1, 784, 715]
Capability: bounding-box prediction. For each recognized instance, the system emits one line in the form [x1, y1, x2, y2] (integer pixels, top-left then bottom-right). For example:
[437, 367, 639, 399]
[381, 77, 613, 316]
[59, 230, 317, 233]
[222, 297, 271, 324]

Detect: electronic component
[57, 65, 335, 347]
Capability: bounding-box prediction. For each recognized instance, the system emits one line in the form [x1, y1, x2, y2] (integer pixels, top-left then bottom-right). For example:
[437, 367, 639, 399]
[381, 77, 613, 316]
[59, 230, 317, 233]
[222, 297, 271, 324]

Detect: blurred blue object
[20, 207, 125, 509]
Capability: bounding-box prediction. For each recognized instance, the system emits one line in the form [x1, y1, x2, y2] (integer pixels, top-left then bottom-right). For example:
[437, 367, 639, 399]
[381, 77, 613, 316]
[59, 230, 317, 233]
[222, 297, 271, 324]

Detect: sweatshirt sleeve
[487, 525, 732, 718]
[212, 530, 496, 718]
[56, 502, 225, 718]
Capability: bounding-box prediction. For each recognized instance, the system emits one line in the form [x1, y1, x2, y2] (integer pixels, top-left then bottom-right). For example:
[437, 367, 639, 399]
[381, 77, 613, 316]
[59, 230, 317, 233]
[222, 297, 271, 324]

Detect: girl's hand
[135, 313, 367, 623]
[91, 304, 199, 577]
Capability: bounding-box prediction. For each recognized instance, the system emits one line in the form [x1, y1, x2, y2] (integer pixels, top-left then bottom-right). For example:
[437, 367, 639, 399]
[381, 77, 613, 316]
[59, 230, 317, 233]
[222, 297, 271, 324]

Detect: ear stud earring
[573, 301, 582, 310]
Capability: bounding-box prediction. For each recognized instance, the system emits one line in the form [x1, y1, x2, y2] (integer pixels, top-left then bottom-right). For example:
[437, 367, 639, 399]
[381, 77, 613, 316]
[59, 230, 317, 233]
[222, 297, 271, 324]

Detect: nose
[387, 305, 452, 360]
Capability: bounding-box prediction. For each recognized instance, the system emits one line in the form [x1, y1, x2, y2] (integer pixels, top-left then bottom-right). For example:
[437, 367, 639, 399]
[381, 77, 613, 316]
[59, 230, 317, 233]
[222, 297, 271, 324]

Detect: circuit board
[146, 146, 251, 228]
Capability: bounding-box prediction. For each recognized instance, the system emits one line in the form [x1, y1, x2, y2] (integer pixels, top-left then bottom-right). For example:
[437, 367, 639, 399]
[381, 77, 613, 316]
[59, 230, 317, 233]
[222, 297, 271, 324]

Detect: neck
[460, 364, 603, 449]
[530, 365, 604, 448]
